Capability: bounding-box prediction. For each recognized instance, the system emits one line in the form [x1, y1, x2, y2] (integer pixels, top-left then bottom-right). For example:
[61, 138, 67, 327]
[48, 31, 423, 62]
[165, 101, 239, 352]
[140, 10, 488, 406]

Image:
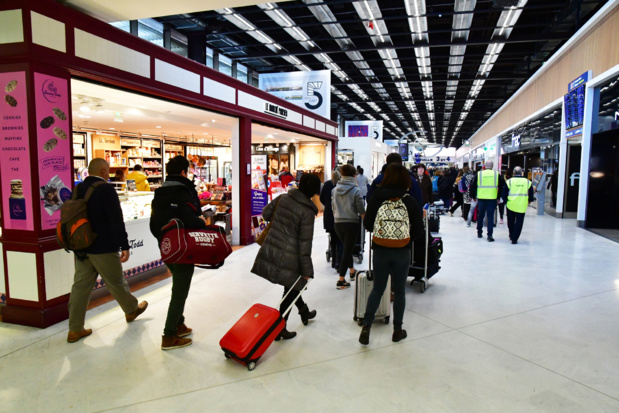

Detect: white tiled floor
[1, 209, 619, 412]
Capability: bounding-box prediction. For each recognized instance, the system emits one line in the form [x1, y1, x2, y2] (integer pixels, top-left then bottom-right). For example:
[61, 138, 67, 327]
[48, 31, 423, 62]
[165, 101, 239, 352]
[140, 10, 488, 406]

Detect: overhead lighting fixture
[156, 125, 162, 128]
[79, 103, 91, 113]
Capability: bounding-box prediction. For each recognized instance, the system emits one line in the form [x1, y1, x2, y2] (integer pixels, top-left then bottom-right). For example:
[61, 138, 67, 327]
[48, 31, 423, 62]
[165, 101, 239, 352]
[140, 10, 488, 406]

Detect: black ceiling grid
[154, 0, 607, 148]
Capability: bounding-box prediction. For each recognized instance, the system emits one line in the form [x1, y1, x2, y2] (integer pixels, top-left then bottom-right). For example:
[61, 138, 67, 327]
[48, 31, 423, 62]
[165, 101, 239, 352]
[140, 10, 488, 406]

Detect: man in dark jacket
[251, 174, 321, 340]
[367, 153, 422, 205]
[67, 158, 147, 344]
[415, 163, 433, 206]
[150, 156, 207, 350]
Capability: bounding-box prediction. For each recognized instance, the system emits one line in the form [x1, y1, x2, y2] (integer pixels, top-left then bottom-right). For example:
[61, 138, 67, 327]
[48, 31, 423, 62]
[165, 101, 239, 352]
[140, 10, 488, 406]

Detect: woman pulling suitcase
[251, 174, 322, 340]
[360, 163, 424, 345]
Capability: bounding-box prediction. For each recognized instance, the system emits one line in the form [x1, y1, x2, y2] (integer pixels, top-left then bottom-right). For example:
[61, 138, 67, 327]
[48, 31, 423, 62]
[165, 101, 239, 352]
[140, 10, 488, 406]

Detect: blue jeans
[363, 246, 410, 330]
[476, 199, 497, 237]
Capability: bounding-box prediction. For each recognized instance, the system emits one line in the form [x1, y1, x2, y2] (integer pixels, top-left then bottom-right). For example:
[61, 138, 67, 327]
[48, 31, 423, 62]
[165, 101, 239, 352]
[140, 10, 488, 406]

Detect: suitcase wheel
[384, 316, 389, 324]
[357, 319, 363, 327]
[353, 316, 358, 321]
[326, 251, 331, 262]
[224, 353, 231, 359]
[247, 361, 256, 371]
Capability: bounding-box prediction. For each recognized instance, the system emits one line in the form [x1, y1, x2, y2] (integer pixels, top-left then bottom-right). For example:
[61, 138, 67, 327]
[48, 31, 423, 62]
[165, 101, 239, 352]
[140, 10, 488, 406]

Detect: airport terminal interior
[1, 0, 619, 412]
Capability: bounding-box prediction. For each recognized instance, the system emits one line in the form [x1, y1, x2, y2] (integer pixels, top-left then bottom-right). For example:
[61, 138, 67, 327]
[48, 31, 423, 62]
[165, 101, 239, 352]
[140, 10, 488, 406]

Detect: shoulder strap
[83, 181, 105, 202]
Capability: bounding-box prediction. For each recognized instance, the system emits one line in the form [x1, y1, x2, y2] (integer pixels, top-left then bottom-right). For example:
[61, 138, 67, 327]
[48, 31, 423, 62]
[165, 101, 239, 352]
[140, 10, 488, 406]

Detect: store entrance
[563, 144, 581, 218]
[586, 128, 619, 236]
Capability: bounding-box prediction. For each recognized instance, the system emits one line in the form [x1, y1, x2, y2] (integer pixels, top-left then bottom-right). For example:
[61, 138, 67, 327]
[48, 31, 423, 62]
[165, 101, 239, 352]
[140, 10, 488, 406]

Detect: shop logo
[42, 79, 62, 103]
[569, 172, 580, 187]
[305, 81, 323, 110]
[129, 239, 144, 249]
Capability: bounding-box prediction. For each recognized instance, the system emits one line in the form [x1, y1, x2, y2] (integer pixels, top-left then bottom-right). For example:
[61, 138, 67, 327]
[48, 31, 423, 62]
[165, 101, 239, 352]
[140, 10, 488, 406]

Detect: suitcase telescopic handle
[279, 276, 311, 318]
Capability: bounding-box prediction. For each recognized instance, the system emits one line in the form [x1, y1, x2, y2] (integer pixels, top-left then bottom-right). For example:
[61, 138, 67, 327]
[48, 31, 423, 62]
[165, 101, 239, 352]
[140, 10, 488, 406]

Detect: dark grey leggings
[335, 222, 359, 278]
[363, 246, 410, 330]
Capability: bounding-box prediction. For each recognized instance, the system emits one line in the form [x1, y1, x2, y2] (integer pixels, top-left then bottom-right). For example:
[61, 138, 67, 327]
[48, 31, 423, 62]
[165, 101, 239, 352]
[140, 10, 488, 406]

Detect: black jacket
[364, 186, 424, 248]
[251, 188, 317, 288]
[77, 176, 129, 254]
[319, 180, 336, 231]
[368, 163, 423, 206]
[149, 175, 206, 240]
[438, 175, 454, 199]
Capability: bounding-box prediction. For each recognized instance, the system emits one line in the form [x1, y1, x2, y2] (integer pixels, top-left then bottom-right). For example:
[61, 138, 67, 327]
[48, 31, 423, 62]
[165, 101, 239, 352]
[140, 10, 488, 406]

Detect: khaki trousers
[68, 252, 138, 331]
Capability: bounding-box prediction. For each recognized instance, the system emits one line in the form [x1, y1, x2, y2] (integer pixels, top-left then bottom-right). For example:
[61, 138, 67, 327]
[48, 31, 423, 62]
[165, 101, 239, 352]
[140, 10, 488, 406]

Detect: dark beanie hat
[298, 174, 321, 198]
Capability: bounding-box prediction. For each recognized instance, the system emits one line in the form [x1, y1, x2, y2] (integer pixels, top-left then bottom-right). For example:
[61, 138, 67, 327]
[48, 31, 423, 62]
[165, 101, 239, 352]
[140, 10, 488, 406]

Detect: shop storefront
[0, 0, 337, 326]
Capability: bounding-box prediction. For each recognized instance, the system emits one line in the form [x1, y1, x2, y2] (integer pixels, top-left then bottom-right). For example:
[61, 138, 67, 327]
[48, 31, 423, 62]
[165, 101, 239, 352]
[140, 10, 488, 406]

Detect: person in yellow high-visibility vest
[501, 166, 535, 244]
[470, 160, 505, 242]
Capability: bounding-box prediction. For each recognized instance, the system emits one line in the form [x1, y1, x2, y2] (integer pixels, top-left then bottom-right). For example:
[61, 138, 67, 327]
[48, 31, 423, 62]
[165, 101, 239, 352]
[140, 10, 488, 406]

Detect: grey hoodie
[332, 176, 366, 223]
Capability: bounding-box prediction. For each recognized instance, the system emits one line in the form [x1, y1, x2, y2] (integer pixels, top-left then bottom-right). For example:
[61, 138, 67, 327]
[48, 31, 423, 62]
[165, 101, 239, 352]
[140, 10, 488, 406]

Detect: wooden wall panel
[470, 6, 619, 147]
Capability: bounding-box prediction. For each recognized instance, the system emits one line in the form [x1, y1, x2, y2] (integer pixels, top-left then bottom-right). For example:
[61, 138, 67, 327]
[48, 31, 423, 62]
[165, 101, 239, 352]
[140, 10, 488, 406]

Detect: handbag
[159, 219, 232, 269]
[256, 197, 282, 246]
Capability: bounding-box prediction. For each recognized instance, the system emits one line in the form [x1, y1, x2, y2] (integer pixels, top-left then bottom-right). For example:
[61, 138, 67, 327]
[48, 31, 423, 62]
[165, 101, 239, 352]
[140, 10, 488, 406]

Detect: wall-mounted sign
[512, 135, 521, 148]
[251, 143, 290, 154]
[259, 70, 331, 119]
[344, 120, 383, 141]
[564, 71, 590, 136]
[0, 71, 34, 231]
[142, 139, 161, 148]
[264, 102, 288, 119]
[121, 138, 141, 147]
[35, 73, 72, 231]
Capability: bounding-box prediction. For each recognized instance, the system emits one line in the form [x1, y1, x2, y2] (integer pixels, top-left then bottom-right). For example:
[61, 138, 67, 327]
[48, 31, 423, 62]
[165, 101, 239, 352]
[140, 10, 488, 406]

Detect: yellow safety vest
[476, 170, 498, 199]
[506, 177, 531, 213]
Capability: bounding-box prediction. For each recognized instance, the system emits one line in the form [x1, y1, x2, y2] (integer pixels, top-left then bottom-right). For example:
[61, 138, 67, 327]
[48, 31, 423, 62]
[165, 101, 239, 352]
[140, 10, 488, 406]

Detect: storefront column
[576, 85, 599, 227]
[238, 117, 253, 245]
[1, 63, 75, 327]
[556, 104, 568, 217]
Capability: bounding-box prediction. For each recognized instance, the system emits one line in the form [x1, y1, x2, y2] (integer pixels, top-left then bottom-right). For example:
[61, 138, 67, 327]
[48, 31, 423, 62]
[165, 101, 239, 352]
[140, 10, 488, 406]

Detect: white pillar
[576, 82, 598, 226]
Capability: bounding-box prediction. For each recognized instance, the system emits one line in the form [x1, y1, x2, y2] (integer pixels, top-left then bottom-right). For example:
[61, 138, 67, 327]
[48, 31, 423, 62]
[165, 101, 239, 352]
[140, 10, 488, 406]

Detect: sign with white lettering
[259, 70, 331, 119]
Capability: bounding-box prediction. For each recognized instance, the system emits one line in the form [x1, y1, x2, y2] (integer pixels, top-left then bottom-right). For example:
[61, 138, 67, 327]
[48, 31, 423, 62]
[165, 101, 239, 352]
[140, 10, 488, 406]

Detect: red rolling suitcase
[220, 277, 309, 371]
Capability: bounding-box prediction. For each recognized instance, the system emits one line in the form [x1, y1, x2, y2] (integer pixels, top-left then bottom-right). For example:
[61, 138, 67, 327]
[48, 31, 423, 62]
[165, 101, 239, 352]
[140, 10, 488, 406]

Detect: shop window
[137, 19, 164, 48]
[236, 63, 248, 83]
[171, 38, 188, 58]
[109, 21, 130, 33]
[219, 54, 232, 77]
[206, 47, 214, 68]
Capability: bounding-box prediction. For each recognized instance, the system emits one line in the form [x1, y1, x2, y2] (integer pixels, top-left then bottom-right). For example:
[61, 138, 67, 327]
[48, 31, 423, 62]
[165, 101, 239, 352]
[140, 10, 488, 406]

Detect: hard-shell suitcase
[410, 214, 441, 293]
[220, 277, 309, 371]
[353, 240, 391, 326]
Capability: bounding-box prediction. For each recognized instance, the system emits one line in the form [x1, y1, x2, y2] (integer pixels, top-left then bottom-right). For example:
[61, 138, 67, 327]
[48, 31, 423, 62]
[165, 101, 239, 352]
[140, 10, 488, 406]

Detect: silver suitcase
[353, 242, 391, 326]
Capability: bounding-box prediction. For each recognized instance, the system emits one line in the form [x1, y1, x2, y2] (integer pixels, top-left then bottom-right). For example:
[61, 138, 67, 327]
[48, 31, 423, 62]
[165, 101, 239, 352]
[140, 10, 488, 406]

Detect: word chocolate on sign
[264, 103, 288, 119]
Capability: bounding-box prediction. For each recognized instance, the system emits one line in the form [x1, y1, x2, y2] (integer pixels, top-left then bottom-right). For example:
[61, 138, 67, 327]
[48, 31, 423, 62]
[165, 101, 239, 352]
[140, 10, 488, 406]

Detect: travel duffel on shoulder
[159, 218, 232, 269]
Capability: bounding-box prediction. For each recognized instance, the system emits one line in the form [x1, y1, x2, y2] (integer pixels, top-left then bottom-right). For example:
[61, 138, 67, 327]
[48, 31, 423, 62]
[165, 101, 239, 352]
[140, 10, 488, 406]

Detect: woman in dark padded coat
[251, 174, 321, 340]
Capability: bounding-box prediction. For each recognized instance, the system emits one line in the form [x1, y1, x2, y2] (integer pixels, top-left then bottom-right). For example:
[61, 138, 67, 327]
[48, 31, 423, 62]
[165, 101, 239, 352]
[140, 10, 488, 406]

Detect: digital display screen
[348, 125, 369, 137]
[564, 84, 585, 130]
[398, 143, 408, 161]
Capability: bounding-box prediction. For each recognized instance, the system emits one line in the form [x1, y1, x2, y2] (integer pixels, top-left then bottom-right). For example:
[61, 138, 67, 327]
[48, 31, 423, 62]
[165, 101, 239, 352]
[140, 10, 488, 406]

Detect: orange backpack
[56, 181, 104, 252]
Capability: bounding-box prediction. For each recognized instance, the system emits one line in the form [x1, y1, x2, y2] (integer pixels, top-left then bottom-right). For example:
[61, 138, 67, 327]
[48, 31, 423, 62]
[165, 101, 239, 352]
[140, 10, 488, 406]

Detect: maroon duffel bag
[159, 218, 232, 269]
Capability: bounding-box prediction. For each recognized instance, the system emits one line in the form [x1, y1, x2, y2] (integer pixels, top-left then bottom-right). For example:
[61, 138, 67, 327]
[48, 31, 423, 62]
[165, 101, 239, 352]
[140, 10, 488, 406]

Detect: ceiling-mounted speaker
[493, 0, 520, 7]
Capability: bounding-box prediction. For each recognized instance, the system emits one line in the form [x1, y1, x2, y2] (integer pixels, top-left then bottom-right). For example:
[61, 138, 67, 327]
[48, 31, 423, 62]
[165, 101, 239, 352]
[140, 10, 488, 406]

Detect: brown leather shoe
[161, 335, 192, 350]
[176, 323, 193, 338]
[67, 329, 92, 343]
[126, 301, 148, 322]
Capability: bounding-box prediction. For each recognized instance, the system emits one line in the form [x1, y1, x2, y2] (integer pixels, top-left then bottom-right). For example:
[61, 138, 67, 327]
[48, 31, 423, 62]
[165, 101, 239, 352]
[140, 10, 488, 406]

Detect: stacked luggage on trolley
[409, 212, 443, 293]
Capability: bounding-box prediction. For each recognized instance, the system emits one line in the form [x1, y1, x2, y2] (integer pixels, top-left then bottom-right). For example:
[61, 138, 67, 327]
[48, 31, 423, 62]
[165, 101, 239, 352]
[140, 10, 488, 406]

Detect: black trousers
[450, 199, 463, 214]
[507, 208, 526, 242]
[335, 222, 359, 278]
[327, 229, 342, 268]
[498, 202, 505, 219]
[462, 203, 471, 221]
[280, 282, 307, 322]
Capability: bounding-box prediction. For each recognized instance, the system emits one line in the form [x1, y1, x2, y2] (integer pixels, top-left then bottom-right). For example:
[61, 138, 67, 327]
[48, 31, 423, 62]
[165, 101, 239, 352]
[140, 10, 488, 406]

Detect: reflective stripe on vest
[477, 170, 498, 199]
[506, 177, 531, 213]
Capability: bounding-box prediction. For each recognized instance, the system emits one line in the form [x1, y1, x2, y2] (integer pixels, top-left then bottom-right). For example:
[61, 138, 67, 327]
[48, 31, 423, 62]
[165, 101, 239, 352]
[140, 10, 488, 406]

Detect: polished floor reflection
[1, 209, 618, 412]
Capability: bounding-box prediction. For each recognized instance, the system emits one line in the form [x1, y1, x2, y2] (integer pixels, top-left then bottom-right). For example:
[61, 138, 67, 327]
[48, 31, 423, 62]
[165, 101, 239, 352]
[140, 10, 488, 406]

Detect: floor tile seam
[451, 288, 619, 331]
[91, 329, 459, 413]
[403, 306, 456, 331]
[456, 329, 619, 403]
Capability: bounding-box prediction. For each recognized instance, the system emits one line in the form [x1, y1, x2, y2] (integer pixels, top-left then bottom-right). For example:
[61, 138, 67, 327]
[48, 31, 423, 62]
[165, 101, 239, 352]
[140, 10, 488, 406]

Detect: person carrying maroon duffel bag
[150, 155, 208, 351]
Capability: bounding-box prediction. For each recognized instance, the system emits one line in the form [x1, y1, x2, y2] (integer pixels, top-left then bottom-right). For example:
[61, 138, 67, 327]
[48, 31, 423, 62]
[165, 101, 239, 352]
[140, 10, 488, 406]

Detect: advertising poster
[34, 73, 72, 230]
[251, 168, 268, 241]
[0, 71, 34, 231]
[345, 120, 383, 141]
[259, 70, 331, 119]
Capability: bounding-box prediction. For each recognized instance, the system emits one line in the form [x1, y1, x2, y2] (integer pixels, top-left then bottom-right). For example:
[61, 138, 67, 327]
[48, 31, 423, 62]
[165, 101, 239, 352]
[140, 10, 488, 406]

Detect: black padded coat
[251, 188, 318, 288]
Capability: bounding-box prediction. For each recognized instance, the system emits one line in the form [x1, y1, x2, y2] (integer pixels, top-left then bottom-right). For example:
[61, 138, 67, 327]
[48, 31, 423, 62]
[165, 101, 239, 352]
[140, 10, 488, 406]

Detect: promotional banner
[0, 71, 34, 230]
[345, 120, 383, 141]
[250, 169, 268, 241]
[34, 73, 72, 230]
[259, 70, 331, 119]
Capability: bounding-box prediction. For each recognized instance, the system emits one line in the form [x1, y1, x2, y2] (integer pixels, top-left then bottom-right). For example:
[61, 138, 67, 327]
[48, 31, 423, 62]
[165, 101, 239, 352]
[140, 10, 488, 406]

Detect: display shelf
[143, 156, 162, 159]
[147, 175, 162, 178]
[73, 154, 86, 158]
[143, 166, 161, 168]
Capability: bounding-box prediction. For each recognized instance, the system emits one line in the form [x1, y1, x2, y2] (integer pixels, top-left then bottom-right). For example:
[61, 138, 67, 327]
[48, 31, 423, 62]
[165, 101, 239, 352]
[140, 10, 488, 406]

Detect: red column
[1, 63, 75, 327]
[238, 117, 253, 245]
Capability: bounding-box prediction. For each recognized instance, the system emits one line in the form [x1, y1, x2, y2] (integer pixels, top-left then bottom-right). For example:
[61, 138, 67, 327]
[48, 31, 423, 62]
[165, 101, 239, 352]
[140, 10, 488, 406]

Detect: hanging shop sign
[251, 143, 290, 154]
[142, 139, 161, 148]
[259, 70, 331, 119]
[564, 71, 590, 139]
[121, 138, 140, 147]
[344, 120, 383, 141]
[34, 73, 72, 231]
[0, 71, 34, 231]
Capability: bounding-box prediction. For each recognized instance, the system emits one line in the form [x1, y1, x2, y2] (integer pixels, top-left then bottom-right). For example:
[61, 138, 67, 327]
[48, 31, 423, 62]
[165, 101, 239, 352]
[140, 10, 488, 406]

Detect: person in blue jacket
[367, 153, 422, 206]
